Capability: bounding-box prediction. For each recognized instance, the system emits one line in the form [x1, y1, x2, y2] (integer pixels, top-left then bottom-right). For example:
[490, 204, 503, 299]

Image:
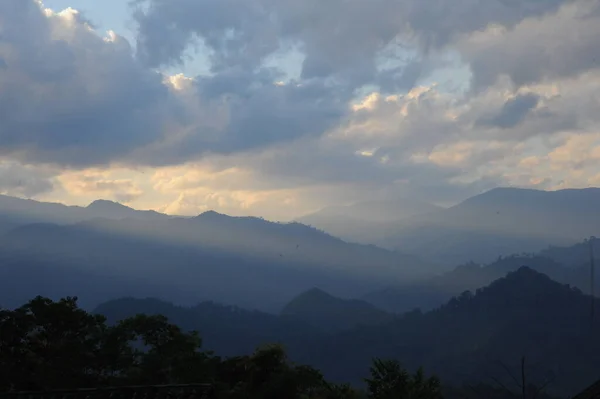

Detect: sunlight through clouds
[1, 0, 600, 218]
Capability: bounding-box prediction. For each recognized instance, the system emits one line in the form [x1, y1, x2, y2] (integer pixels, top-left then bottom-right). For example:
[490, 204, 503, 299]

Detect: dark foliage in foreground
[0, 296, 444, 399]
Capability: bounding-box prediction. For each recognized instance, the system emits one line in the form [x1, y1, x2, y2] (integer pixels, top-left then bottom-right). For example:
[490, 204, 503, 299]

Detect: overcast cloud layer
[1, 0, 600, 219]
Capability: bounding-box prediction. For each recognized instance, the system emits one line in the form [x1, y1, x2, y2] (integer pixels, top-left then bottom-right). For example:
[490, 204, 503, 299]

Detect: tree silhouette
[365, 358, 442, 399]
[0, 296, 368, 398]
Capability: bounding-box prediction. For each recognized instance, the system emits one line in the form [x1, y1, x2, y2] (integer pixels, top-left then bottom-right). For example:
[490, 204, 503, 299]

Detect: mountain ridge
[362, 238, 600, 314]
[375, 187, 600, 266]
[0, 210, 434, 312]
[281, 287, 395, 332]
[91, 267, 600, 397]
[296, 198, 443, 243]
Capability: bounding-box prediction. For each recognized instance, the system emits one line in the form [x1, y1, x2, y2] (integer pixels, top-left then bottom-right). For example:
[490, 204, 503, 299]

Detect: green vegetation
[93, 268, 600, 397]
[0, 296, 442, 398]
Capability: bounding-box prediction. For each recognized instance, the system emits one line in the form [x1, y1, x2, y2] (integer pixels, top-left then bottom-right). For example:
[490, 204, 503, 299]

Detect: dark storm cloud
[131, 0, 275, 70]
[133, 0, 573, 86]
[479, 93, 541, 129]
[0, 0, 351, 168]
[405, 0, 569, 49]
[132, 71, 351, 166]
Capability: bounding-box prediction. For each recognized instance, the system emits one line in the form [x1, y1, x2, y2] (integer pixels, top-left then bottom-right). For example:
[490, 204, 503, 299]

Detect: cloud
[0, 1, 178, 167]
[214, 69, 600, 209]
[0, 1, 354, 170]
[127, 71, 349, 166]
[132, 0, 277, 71]
[478, 93, 540, 129]
[57, 169, 144, 203]
[2, 0, 600, 219]
[0, 160, 55, 198]
[458, 2, 600, 89]
[159, 188, 303, 220]
[149, 162, 359, 219]
[133, 0, 572, 81]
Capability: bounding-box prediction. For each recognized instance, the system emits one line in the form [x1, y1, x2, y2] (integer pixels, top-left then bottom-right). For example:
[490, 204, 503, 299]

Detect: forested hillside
[92, 268, 600, 397]
[364, 238, 599, 313]
[2, 293, 568, 399]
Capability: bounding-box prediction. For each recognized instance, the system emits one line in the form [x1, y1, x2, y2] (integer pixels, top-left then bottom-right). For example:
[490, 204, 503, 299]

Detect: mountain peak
[297, 287, 334, 300]
[196, 210, 227, 218]
[282, 288, 340, 314]
[471, 266, 578, 306]
[193, 210, 237, 223]
[87, 199, 132, 211]
[281, 287, 394, 332]
[489, 265, 554, 288]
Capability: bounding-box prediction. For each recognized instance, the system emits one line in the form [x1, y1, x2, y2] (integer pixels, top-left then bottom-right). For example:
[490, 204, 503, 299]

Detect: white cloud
[58, 169, 145, 203]
[1, 0, 600, 219]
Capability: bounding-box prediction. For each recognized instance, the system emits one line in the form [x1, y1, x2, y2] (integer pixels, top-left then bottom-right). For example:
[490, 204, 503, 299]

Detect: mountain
[281, 288, 395, 332]
[59, 210, 432, 280]
[540, 237, 600, 267]
[362, 255, 568, 313]
[0, 195, 173, 234]
[0, 211, 434, 312]
[305, 267, 600, 397]
[93, 268, 600, 397]
[0, 249, 201, 310]
[375, 187, 600, 266]
[85, 199, 169, 221]
[94, 297, 320, 357]
[297, 198, 441, 243]
[363, 238, 600, 314]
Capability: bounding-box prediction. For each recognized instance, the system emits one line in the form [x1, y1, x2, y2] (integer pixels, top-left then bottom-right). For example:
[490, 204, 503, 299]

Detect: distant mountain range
[0, 195, 172, 234]
[1, 187, 600, 313]
[93, 267, 600, 397]
[363, 238, 600, 314]
[2, 187, 600, 269]
[301, 187, 600, 267]
[296, 198, 442, 243]
[0, 196, 433, 312]
[380, 187, 600, 266]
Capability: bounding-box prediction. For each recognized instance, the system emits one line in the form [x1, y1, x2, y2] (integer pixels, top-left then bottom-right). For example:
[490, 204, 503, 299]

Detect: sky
[1, 0, 600, 221]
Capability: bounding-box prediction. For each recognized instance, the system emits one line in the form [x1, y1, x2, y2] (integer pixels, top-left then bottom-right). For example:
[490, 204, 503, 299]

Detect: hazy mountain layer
[372, 187, 600, 266]
[0, 195, 173, 235]
[363, 239, 600, 313]
[2, 187, 600, 270]
[281, 287, 395, 332]
[297, 198, 442, 243]
[0, 212, 432, 312]
[93, 268, 600, 397]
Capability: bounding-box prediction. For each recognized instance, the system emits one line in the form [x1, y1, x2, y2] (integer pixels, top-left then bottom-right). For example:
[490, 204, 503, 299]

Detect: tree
[318, 383, 364, 399]
[0, 296, 107, 390]
[110, 314, 210, 385]
[365, 359, 442, 399]
[0, 297, 210, 391]
[215, 344, 330, 399]
[1, 295, 439, 399]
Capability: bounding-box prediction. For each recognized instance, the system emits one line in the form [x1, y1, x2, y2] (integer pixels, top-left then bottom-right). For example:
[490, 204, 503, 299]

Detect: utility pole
[521, 356, 527, 399]
[591, 237, 596, 330]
